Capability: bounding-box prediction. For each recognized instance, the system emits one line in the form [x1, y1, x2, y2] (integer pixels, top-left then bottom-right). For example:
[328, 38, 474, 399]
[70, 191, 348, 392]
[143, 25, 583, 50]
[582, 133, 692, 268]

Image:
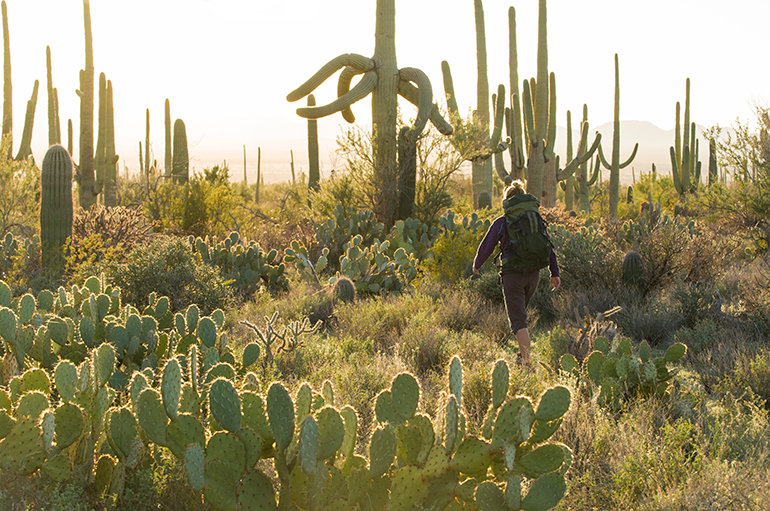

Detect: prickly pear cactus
[561, 336, 688, 411]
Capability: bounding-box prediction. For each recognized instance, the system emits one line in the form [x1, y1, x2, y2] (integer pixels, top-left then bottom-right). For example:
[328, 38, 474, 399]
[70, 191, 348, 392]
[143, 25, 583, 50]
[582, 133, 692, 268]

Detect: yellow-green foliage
[422, 228, 483, 284]
[0, 135, 38, 238]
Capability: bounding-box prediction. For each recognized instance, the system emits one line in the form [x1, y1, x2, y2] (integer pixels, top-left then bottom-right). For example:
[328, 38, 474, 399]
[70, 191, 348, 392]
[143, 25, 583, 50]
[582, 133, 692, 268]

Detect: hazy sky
[5, 0, 769, 182]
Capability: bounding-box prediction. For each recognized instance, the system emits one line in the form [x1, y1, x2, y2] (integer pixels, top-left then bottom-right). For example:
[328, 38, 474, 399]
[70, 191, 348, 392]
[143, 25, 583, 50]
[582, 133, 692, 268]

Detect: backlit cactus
[287, 0, 452, 226]
[597, 54, 639, 220]
[670, 78, 702, 195]
[172, 118, 188, 184]
[622, 250, 644, 290]
[40, 144, 73, 266]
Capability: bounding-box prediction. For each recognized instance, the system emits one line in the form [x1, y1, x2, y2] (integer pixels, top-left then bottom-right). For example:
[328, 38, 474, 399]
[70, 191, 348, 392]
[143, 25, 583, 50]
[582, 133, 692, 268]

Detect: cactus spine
[307, 94, 320, 192]
[40, 145, 73, 265]
[172, 119, 188, 185]
[597, 54, 639, 220]
[14, 80, 37, 162]
[77, 0, 96, 209]
[287, 0, 451, 227]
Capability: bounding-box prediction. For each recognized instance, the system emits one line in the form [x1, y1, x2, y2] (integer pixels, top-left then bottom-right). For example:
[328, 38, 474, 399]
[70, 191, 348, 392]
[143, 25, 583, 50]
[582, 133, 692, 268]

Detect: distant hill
[555, 120, 713, 186]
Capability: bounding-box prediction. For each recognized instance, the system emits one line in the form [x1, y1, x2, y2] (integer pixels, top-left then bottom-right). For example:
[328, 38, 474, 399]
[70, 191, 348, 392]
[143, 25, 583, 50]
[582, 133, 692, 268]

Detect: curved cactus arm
[287, 53, 374, 102]
[398, 67, 432, 136]
[397, 80, 453, 136]
[440, 60, 460, 118]
[295, 70, 377, 119]
[522, 80, 537, 147]
[597, 142, 611, 169]
[544, 72, 557, 162]
[619, 142, 639, 169]
[670, 145, 683, 194]
[556, 125, 602, 180]
[488, 83, 507, 152]
[586, 154, 601, 187]
[337, 66, 362, 123]
[510, 93, 526, 170]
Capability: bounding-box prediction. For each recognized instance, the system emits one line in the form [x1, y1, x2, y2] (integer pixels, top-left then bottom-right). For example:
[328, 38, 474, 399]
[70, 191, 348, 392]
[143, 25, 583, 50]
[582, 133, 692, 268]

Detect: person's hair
[504, 180, 526, 199]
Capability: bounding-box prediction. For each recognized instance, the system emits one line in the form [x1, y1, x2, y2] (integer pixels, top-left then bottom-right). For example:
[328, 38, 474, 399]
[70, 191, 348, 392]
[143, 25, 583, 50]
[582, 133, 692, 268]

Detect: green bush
[103, 234, 234, 313]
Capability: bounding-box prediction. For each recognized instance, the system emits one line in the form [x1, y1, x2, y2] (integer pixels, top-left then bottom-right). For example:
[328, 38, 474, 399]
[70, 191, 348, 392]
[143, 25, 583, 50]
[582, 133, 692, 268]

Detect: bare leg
[516, 328, 532, 365]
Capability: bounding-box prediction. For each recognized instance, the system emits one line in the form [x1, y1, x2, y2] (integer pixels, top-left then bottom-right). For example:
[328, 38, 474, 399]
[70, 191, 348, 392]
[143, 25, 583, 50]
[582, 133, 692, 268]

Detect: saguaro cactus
[14, 80, 38, 162]
[46, 46, 61, 146]
[40, 145, 73, 264]
[103, 79, 118, 206]
[77, 0, 96, 209]
[287, 0, 452, 227]
[307, 94, 320, 192]
[597, 54, 638, 220]
[2, 0, 11, 159]
[172, 119, 189, 185]
[164, 98, 171, 179]
[670, 78, 701, 195]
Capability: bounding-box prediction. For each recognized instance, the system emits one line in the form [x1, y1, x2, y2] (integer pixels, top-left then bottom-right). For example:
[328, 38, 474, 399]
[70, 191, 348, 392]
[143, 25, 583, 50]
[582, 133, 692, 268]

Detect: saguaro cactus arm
[295, 70, 377, 119]
[556, 121, 601, 180]
[287, 53, 374, 103]
[597, 139, 638, 170]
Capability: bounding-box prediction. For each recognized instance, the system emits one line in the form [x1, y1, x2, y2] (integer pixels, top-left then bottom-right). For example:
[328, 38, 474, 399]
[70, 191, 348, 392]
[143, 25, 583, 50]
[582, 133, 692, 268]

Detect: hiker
[472, 180, 560, 366]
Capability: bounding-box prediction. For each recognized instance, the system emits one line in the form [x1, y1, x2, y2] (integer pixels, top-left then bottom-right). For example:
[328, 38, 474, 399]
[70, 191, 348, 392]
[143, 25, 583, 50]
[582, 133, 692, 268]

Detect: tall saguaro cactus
[172, 119, 189, 185]
[287, 0, 452, 227]
[102, 79, 118, 206]
[77, 0, 96, 209]
[164, 98, 171, 179]
[670, 78, 701, 195]
[597, 54, 638, 220]
[2, 0, 11, 159]
[14, 79, 37, 162]
[46, 46, 60, 145]
[40, 145, 73, 265]
[307, 94, 320, 192]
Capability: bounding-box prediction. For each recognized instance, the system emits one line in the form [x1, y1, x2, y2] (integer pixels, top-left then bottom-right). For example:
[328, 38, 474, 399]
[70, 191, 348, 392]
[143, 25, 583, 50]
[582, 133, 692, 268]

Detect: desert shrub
[0, 134, 38, 239]
[674, 318, 721, 356]
[732, 347, 770, 406]
[672, 281, 716, 328]
[72, 204, 153, 250]
[535, 326, 572, 369]
[103, 234, 234, 313]
[460, 270, 503, 305]
[435, 287, 487, 332]
[461, 362, 492, 431]
[333, 293, 433, 352]
[550, 222, 622, 294]
[422, 227, 480, 284]
[396, 311, 451, 376]
[614, 294, 684, 346]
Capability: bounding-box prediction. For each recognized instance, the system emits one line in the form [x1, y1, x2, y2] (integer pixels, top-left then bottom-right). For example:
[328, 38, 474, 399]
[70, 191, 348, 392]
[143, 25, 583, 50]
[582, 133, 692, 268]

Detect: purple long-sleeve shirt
[473, 216, 560, 277]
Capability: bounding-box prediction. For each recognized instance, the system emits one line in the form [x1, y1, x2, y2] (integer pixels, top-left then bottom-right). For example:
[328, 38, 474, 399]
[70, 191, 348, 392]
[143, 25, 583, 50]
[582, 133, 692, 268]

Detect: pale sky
[4, 0, 768, 182]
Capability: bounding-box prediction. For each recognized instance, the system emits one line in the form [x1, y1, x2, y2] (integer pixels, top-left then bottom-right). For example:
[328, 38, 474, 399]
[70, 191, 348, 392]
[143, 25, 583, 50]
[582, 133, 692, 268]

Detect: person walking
[472, 180, 560, 366]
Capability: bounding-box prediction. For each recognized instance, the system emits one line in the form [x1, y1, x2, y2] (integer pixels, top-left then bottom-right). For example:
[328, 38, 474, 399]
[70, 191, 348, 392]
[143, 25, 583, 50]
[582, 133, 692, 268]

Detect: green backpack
[499, 193, 553, 272]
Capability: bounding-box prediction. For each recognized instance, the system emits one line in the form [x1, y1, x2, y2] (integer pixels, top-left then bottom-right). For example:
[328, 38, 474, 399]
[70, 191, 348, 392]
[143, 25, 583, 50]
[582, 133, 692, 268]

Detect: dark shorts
[502, 270, 541, 333]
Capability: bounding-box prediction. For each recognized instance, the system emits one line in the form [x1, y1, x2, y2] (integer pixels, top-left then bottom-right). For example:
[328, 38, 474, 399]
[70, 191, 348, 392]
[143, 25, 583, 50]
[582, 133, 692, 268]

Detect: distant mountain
[554, 120, 713, 185]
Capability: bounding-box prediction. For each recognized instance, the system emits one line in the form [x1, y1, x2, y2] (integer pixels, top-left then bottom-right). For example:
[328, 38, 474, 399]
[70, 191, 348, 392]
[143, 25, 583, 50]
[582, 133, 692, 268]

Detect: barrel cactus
[332, 275, 356, 303]
[621, 250, 643, 290]
[40, 144, 73, 265]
